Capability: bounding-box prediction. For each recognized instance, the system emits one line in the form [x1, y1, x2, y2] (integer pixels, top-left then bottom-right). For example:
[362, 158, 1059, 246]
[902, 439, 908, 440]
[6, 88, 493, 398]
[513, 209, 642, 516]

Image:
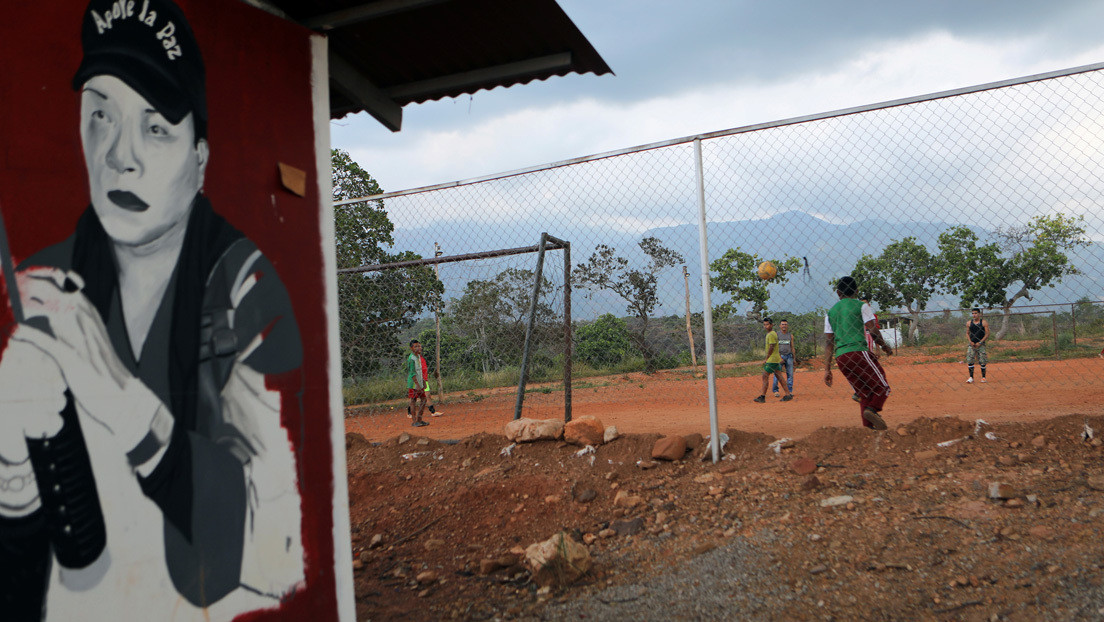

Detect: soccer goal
[336, 233, 573, 423]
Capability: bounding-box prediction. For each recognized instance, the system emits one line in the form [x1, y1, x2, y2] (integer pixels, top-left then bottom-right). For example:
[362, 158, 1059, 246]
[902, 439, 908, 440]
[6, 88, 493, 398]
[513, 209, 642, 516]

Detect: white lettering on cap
[90, 0, 183, 61]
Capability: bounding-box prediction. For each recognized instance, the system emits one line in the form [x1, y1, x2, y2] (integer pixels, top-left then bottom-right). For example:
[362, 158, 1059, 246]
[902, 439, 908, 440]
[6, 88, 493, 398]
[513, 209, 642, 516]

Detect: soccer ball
[757, 261, 777, 280]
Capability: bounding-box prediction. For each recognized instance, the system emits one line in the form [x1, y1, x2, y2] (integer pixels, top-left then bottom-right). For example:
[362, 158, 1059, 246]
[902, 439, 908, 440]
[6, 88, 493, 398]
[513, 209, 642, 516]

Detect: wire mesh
[340, 64, 1104, 431]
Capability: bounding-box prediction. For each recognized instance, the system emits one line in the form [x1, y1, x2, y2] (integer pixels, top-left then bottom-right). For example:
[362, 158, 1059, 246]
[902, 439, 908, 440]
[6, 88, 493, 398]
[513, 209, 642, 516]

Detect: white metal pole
[694, 139, 720, 463]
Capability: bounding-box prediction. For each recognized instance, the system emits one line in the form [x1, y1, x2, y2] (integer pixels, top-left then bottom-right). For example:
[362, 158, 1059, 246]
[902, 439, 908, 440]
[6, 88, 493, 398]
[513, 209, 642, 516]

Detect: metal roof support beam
[329, 51, 403, 131]
[304, 0, 451, 30]
[385, 52, 573, 101]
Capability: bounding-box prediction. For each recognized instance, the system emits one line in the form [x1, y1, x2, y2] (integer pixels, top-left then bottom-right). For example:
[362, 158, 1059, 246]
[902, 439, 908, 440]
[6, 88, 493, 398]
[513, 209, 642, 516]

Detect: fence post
[561, 239, 572, 423]
[1052, 311, 1059, 357]
[514, 233, 549, 420]
[683, 266, 698, 372]
[1071, 302, 1077, 347]
[433, 242, 443, 404]
[694, 138, 721, 464]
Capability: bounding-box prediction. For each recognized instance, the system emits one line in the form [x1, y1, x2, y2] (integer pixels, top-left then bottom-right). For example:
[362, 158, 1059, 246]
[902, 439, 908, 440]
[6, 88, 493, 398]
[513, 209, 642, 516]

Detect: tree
[332, 149, 442, 377]
[448, 268, 559, 374]
[573, 237, 684, 371]
[938, 213, 1089, 340]
[575, 314, 634, 368]
[850, 237, 941, 343]
[709, 248, 801, 320]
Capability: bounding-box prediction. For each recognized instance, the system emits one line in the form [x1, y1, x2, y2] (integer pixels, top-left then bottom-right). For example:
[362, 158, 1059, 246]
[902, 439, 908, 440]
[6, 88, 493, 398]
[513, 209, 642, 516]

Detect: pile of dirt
[347, 413, 1104, 621]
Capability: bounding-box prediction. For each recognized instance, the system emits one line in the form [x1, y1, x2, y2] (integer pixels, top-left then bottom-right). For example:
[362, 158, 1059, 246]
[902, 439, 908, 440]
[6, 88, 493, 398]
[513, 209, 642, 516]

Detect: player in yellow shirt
[754, 317, 793, 402]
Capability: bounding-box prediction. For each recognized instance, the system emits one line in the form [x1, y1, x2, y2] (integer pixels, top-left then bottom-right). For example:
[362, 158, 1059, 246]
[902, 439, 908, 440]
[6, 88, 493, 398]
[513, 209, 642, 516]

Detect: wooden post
[683, 266, 698, 372]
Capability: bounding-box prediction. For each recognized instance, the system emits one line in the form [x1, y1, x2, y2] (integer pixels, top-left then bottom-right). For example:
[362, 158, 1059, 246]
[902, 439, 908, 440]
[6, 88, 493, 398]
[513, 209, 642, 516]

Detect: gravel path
[534, 535, 790, 621]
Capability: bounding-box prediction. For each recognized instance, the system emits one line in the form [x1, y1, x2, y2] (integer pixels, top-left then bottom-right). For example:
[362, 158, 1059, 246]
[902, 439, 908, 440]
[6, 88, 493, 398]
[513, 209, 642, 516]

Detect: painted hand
[13, 267, 160, 452]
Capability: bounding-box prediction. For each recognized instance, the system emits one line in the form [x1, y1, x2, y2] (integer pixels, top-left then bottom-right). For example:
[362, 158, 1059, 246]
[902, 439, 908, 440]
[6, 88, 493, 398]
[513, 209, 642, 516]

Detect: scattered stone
[914, 450, 939, 461]
[598, 528, 617, 539]
[583, 533, 598, 545]
[423, 539, 445, 551]
[416, 438, 430, 446]
[708, 485, 725, 496]
[1028, 525, 1055, 541]
[791, 457, 817, 476]
[1005, 498, 1025, 508]
[614, 490, 644, 508]
[368, 534, 384, 549]
[718, 463, 739, 475]
[683, 433, 704, 450]
[1086, 475, 1104, 492]
[505, 418, 564, 443]
[997, 455, 1018, 467]
[636, 460, 658, 470]
[820, 495, 854, 508]
[604, 425, 619, 443]
[652, 436, 688, 461]
[693, 473, 717, 484]
[398, 432, 411, 445]
[574, 488, 598, 503]
[802, 476, 823, 491]
[544, 495, 562, 504]
[692, 541, 716, 555]
[1089, 508, 1104, 518]
[611, 517, 645, 537]
[564, 416, 606, 447]
[416, 570, 438, 584]
[461, 458, 473, 468]
[479, 558, 502, 575]
[345, 432, 370, 451]
[358, 551, 371, 564]
[352, 559, 363, 571]
[1031, 435, 1047, 448]
[895, 427, 911, 437]
[988, 482, 1019, 500]
[809, 564, 828, 575]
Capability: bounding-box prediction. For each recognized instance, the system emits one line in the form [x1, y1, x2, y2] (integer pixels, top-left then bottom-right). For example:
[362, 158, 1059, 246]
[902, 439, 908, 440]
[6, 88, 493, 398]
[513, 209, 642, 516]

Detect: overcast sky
[330, 0, 1104, 195]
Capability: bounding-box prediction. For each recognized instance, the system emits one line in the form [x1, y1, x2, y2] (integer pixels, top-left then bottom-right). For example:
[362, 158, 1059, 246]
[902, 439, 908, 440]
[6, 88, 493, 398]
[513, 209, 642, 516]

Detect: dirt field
[344, 357, 1104, 621]
[346, 357, 1104, 442]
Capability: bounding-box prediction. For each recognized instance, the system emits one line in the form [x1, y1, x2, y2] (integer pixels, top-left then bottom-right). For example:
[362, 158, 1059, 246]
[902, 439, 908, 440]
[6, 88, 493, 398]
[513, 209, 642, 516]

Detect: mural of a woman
[0, 0, 305, 618]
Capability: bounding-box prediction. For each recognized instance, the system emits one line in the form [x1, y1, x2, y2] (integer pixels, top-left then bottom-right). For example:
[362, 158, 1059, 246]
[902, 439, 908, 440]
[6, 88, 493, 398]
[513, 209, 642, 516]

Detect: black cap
[72, 0, 207, 139]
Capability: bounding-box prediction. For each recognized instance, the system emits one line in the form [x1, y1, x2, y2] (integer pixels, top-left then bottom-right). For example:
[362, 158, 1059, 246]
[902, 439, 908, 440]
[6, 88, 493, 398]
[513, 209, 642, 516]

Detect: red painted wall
[0, 1, 338, 618]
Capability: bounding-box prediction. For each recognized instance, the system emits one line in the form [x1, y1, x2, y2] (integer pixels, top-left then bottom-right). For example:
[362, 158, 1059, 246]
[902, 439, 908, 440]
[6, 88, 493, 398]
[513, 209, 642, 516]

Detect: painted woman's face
[80, 75, 208, 247]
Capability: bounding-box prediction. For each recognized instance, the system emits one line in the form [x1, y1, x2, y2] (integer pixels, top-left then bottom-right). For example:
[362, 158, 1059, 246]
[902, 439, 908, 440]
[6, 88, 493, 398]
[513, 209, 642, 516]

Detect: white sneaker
[980, 378, 987, 384]
[772, 392, 780, 398]
[966, 377, 974, 384]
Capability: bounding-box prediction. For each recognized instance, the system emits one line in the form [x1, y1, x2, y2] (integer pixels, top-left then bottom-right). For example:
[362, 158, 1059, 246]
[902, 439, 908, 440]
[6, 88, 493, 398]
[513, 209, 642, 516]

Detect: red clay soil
[342, 357, 1104, 621]
[346, 357, 1104, 442]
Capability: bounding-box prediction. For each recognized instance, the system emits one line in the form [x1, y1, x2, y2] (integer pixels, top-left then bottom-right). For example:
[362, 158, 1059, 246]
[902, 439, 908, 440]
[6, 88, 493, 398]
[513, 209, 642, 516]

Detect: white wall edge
[311, 33, 355, 622]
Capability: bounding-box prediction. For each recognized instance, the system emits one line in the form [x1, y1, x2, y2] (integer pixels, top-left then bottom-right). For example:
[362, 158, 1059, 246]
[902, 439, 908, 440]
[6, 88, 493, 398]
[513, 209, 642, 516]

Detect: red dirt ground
[346, 357, 1104, 442]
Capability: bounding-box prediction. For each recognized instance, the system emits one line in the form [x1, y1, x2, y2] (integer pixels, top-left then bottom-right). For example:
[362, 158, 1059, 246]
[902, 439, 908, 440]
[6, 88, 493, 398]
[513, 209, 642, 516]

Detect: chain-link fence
[338, 62, 1104, 428]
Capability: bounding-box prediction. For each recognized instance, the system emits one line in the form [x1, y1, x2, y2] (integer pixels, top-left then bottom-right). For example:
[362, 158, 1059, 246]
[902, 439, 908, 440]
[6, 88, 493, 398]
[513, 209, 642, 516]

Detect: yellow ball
[757, 261, 777, 280]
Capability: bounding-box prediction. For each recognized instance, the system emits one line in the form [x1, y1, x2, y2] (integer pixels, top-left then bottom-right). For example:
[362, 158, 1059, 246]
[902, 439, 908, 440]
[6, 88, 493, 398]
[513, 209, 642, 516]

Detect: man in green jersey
[407, 340, 430, 427]
[823, 277, 894, 430]
[754, 317, 793, 403]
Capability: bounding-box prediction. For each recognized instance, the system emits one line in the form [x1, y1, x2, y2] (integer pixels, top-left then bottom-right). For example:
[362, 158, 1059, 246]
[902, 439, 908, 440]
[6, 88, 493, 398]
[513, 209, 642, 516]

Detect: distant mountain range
[389, 211, 1104, 320]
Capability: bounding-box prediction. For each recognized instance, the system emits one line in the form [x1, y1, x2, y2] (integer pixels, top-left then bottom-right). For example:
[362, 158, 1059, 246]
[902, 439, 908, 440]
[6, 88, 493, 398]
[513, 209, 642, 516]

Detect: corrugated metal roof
[265, 0, 612, 130]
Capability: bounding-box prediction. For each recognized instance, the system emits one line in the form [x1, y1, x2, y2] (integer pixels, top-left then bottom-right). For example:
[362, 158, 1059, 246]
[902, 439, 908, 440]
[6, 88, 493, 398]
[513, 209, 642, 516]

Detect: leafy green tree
[575, 314, 634, 368]
[938, 213, 1089, 339]
[448, 268, 559, 374]
[332, 149, 442, 377]
[709, 248, 801, 320]
[573, 237, 684, 372]
[851, 237, 941, 343]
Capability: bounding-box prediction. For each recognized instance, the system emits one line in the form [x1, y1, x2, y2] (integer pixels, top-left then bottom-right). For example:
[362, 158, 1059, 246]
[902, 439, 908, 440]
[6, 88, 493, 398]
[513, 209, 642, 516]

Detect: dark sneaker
[413, 420, 429, 427]
[862, 408, 887, 431]
[753, 395, 766, 403]
[781, 395, 793, 402]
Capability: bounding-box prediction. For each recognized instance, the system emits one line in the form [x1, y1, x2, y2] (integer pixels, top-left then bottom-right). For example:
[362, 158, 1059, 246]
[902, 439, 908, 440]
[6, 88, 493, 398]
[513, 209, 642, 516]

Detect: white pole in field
[694, 139, 720, 463]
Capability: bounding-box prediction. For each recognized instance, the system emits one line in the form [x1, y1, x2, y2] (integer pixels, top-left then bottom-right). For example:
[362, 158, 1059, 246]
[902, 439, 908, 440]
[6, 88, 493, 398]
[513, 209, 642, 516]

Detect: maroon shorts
[836, 350, 890, 427]
[408, 388, 426, 400]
